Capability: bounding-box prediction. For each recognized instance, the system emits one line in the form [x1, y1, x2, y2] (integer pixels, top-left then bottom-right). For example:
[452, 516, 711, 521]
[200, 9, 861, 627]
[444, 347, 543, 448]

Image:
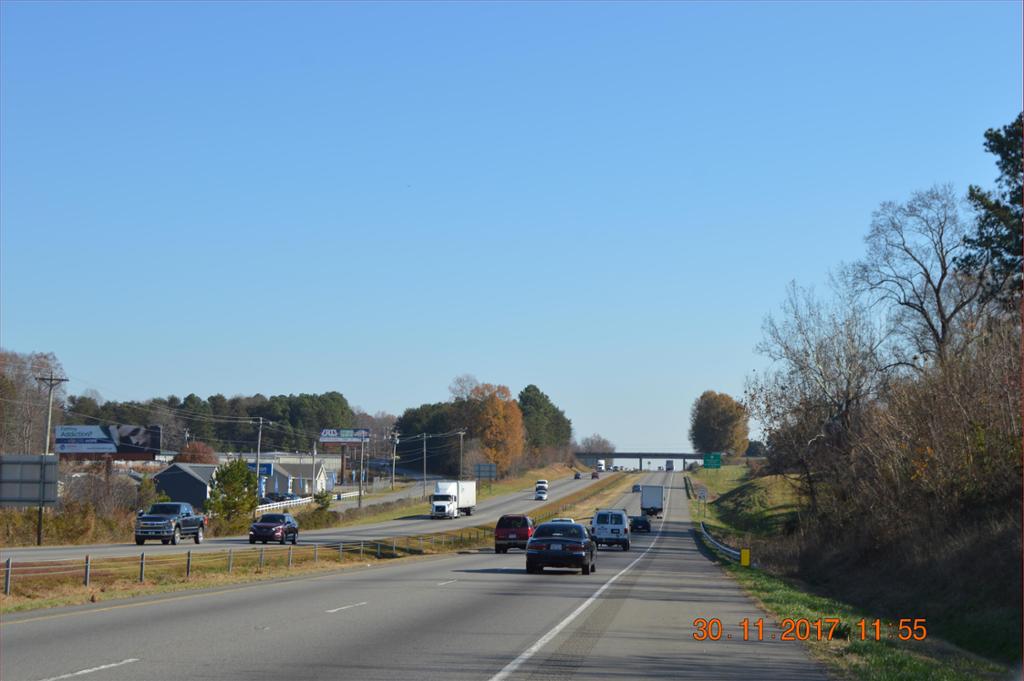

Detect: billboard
[55, 425, 162, 458]
[319, 428, 370, 443]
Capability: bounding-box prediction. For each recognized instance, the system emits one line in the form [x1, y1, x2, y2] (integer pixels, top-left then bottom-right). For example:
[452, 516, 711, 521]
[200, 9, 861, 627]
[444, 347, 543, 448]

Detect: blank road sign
[475, 463, 497, 480]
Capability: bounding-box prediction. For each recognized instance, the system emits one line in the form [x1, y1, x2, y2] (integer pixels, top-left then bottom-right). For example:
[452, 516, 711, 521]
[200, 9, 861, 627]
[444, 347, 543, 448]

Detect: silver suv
[590, 508, 630, 551]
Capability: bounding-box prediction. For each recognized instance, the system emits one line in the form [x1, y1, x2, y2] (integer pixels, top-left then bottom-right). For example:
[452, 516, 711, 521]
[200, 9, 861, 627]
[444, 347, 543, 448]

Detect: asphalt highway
[1, 471, 829, 681]
[0, 473, 600, 563]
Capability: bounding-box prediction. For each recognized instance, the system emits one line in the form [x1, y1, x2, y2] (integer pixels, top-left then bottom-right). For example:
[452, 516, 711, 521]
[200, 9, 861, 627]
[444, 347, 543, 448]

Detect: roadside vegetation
[685, 114, 1022, 675]
[695, 523, 1011, 681]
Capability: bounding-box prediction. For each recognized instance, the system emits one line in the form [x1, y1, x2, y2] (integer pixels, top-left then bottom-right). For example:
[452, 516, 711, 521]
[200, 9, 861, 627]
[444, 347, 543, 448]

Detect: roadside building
[153, 463, 217, 510]
[284, 461, 328, 495]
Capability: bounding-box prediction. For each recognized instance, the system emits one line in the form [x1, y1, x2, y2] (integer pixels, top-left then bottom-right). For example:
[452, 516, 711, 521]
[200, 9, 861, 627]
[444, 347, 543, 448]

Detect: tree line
[393, 375, 574, 478]
[0, 358, 579, 481]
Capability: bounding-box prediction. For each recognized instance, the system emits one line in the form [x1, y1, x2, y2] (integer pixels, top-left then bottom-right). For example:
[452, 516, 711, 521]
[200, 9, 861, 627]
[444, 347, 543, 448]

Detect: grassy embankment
[0, 469, 632, 613]
[687, 465, 1014, 681]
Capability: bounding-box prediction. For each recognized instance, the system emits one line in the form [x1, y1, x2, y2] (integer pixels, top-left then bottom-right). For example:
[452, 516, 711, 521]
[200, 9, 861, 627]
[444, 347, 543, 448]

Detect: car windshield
[148, 504, 182, 515]
[259, 514, 286, 523]
[497, 516, 526, 529]
[533, 525, 584, 539]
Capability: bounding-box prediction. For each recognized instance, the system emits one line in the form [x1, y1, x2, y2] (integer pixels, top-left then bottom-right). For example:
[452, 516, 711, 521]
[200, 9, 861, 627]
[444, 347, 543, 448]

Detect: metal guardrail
[700, 521, 741, 562]
[253, 496, 314, 513]
[252, 489, 358, 514]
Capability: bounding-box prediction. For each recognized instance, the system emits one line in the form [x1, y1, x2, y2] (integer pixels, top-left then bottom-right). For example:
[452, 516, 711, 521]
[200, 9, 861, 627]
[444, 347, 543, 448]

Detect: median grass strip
[297, 463, 581, 531]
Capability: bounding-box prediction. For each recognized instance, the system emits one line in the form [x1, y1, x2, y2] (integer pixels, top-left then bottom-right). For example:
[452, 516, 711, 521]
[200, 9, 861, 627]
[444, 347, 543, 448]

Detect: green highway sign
[703, 453, 722, 469]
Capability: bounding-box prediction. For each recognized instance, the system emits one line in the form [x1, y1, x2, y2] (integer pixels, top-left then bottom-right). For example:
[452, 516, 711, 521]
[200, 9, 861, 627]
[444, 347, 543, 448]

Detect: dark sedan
[526, 522, 596, 575]
[249, 513, 299, 544]
[630, 515, 651, 533]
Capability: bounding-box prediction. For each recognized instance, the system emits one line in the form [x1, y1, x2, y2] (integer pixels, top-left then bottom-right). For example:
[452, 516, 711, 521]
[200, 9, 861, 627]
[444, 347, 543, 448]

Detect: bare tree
[851, 184, 994, 364]
[0, 350, 66, 454]
[579, 434, 615, 453]
[749, 282, 891, 515]
[448, 374, 480, 401]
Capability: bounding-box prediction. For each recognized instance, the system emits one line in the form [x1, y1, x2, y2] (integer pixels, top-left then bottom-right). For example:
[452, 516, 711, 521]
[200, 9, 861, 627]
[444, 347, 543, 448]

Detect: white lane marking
[325, 601, 368, 613]
[36, 659, 139, 681]
[487, 482, 672, 681]
[437, 579, 457, 586]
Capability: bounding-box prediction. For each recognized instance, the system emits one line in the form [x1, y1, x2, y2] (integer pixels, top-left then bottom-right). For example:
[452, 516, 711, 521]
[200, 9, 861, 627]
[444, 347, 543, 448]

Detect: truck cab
[430, 480, 477, 518]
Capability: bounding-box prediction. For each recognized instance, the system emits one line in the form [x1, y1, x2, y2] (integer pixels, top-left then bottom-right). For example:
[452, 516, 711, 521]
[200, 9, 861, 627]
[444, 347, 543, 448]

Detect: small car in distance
[574, 471, 582, 480]
[535, 479, 549, 489]
[630, 515, 651, 533]
[494, 514, 535, 553]
[550, 517, 575, 523]
[632, 484, 642, 493]
[534, 488, 549, 501]
[249, 513, 298, 544]
[591, 471, 600, 479]
[526, 521, 596, 575]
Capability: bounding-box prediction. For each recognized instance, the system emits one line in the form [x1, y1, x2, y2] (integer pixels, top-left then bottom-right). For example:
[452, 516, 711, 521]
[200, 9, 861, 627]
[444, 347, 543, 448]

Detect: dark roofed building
[153, 463, 218, 510]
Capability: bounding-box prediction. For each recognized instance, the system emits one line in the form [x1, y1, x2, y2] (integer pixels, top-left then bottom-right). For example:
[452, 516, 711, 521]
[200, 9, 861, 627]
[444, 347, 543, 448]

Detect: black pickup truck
[135, 502, 207, 545]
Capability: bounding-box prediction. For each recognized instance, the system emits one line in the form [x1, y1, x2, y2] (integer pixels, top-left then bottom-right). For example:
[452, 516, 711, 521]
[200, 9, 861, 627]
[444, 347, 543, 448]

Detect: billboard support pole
[34, 372, 67, 547]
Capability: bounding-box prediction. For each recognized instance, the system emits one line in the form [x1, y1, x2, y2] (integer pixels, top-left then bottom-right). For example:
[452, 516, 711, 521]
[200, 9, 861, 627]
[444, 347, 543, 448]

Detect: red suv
[495, 514, 535, 553]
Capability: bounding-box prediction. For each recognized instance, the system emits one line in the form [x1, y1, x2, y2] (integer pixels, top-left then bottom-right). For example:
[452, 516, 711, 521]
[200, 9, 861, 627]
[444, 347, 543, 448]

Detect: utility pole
[312, 439, 317, 496]
[422, 435, 427, 498]
[391, 431, 399, 491]
[254, 417, 264, 500]
[358, 437, 365, 508]
[458, 430, 465, 481]
[34, 371, 67, 546]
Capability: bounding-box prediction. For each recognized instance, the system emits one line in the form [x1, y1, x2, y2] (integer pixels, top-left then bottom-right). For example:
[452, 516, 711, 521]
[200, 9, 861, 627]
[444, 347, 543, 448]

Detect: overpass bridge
[573, 451, 703, 470]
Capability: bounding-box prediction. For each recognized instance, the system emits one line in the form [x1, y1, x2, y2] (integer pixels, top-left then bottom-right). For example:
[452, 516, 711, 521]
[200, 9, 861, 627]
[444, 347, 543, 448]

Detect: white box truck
[430, 480, 477, 519]
[596, 459, 606, 471]
[641, 485, 664, 516]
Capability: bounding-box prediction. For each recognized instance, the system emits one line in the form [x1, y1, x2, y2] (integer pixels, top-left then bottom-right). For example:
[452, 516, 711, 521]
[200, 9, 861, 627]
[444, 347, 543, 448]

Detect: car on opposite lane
[632, 483, 642, 493]
[534, 488, 549, 501]
[526, 521, 596, 575]
[574, 471, 582, 480]
[249, 513, 299, 544]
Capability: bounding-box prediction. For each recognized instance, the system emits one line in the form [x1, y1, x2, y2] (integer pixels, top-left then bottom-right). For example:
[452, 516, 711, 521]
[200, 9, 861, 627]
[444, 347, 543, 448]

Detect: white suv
[591, 508, 630, 551]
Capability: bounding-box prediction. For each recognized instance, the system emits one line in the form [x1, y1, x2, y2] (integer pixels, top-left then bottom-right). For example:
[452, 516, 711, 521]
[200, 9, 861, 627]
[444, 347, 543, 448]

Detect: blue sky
[2, 1, 1020, 451]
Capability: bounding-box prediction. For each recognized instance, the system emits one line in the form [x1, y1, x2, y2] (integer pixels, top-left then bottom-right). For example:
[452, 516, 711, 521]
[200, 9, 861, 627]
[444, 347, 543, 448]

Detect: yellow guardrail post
[740, 548, 750, 567]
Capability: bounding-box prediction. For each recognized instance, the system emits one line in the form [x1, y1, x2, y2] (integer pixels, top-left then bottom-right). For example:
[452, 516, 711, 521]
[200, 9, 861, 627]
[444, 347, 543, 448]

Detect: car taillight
[566, 543, 584, 552]
[528, 543, 546, 550]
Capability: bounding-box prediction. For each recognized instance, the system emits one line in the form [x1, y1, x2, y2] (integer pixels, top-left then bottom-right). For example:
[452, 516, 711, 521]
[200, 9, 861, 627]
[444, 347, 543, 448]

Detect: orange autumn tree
[470, 383, 524, 476]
